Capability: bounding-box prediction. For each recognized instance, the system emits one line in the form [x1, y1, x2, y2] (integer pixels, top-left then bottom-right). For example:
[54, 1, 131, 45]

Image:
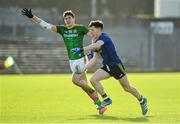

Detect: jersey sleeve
[56, 25, 64, 35]
[95, 36, 109, 52]
[81, 26, 89, 35]
[101, 36, 109, 45]
[94, 40, 105, 53]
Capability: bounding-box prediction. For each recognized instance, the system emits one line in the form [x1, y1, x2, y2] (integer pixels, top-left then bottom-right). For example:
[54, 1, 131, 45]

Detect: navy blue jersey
[95, 33, 121, 66]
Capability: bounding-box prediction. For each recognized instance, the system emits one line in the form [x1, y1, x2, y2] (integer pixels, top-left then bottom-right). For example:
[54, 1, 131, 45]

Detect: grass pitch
[0, 73, 180, 123]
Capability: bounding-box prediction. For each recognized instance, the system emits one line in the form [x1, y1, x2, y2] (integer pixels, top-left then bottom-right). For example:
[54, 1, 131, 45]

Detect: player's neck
[94, 32, 102, 41]
[66, 23, 76, 29]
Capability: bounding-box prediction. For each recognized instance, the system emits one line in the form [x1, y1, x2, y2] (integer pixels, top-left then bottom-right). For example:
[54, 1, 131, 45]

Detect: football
[73, 60, 85, 74]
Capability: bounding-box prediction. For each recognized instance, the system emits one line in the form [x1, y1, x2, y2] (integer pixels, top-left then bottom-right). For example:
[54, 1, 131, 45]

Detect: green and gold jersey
[56, 24, 89, 60]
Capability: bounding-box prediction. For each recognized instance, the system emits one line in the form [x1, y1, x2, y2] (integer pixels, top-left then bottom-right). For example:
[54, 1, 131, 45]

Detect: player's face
[89, 26, 101, 40]
[64, 15, 75, 27]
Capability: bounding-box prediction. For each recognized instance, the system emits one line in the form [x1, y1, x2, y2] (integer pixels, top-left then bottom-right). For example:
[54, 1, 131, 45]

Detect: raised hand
[21, 8, 34, 18]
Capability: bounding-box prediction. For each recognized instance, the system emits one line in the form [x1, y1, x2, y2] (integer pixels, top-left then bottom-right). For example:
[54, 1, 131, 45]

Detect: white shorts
[69, 57, 86, 74]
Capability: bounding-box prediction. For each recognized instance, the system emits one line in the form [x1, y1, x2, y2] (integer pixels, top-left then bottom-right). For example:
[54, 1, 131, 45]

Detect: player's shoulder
[74, 24, 87, 28]
[56, 25, 66, 28]
[98, 33, 112, 43]
[101, 33, 109, 37]
[100, 33, 111, 40]
[75, 24, 85, 27]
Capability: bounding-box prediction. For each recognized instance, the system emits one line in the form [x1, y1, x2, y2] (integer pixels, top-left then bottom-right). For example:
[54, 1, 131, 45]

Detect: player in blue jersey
[72, 20, 148, 116]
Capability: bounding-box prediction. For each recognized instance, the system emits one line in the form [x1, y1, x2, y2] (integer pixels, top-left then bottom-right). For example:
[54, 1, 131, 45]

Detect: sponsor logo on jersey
[63, 29, 79, 38]
[63, 34, 78, 37]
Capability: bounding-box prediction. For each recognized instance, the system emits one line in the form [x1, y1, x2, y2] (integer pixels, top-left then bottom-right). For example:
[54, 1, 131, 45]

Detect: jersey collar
[65, 24, 78, 29]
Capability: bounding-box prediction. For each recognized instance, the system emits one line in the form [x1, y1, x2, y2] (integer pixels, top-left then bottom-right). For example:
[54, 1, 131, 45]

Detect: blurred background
[0, 0, 180, 74]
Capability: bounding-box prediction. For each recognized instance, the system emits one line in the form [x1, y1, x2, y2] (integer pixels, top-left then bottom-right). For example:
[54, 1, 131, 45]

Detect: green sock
[96, 100, 102, 106]
[88, 87, 95, 94]
[86, 87, 102, 106]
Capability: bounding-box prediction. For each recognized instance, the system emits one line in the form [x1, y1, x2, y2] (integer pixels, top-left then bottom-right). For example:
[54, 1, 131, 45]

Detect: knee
[90, 77, 98, 85]
[72, 78, 79, 86]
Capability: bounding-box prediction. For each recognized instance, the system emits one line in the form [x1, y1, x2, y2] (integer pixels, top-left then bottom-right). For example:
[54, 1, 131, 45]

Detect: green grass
[0, 73, 180, 123]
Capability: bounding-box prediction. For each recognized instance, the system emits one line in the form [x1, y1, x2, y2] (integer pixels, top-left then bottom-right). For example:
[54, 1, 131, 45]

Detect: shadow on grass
[118, 116, 153, 122]
[89, 115, 120, 120]
[89, 115, 153, 122]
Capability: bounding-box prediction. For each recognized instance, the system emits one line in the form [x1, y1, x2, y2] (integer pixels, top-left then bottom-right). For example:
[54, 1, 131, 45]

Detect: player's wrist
[31, 15, 34, 19]
[81, 48, 84, 52]
[28, 14, 34, 18]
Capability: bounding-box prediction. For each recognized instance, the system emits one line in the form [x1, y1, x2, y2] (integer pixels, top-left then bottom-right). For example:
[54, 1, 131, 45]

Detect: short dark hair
[88, 20, 103, 30]
[63, 10, 75, 18]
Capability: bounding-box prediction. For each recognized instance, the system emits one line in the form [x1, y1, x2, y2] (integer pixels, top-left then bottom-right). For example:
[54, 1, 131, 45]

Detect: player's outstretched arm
[21, 8, 57, 32]
[71, 40, 104, 54]
[83, 40, 104, 52]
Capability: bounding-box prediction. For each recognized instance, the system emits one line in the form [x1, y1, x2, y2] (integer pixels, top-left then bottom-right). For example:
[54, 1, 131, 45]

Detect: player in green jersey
[21, 8, 106, 114]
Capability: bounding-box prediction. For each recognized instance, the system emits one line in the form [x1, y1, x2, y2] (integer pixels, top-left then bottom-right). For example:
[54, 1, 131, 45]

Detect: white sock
[140, 98, 144, 104]
[103, 96, 109, 101]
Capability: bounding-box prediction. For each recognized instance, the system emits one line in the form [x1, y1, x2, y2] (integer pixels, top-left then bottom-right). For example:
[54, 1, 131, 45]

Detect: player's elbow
[95, 46, 101, 50]
[51, 26, 57, 32]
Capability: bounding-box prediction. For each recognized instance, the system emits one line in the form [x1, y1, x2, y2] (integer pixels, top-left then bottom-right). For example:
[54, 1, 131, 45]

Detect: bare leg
[90, 69, 113, 106]
[119, 75, 148, 115]
[72, 73, 90, 89]
[90, 69, 111, 96]
[118, 75, 142, 100]
[72, 73, 101, 105]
